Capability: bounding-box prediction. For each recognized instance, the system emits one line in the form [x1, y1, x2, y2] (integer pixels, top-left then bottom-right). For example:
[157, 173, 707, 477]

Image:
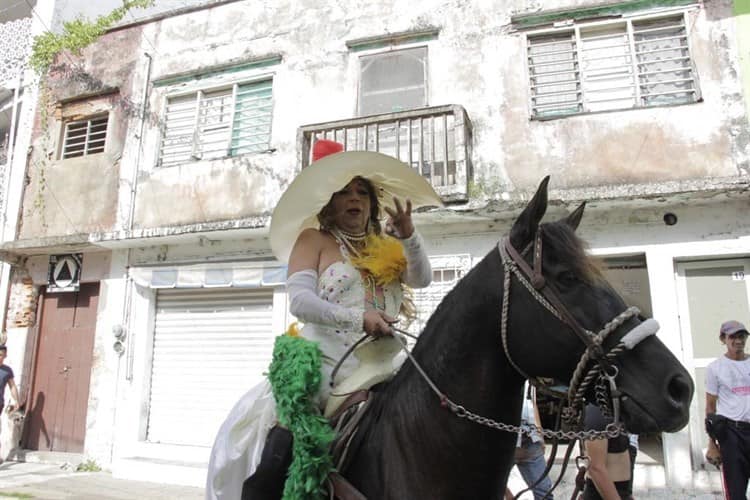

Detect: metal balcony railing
[298, 105, 472, 202]
[0, 17, 32, 85]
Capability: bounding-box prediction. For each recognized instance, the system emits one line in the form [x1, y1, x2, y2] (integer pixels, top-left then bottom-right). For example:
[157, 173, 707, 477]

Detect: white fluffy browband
[620, 319, 659, 350]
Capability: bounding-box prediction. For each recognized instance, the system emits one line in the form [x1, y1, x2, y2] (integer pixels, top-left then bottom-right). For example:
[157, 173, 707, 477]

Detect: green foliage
[29, 0, 154, 73]
[268, 335, 334, 500]
[75, 459, 102, 472]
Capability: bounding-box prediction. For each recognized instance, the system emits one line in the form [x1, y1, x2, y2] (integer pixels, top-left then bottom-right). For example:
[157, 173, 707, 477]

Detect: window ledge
[531, 97, 703, 122]
[345, 27, 440, 52]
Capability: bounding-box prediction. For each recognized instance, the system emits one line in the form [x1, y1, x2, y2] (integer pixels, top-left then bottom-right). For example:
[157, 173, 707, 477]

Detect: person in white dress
[206, 139, 442, 500]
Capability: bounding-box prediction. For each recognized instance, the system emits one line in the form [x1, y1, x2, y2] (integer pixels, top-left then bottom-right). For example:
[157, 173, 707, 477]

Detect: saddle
[324, 335, 404, 500]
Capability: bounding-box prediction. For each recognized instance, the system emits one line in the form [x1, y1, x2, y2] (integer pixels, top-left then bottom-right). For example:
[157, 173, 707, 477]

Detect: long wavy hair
[317, 176, 415, 321]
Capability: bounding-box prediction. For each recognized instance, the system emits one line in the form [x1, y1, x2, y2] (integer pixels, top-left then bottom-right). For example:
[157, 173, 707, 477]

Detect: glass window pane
[358, 47, 427, 116]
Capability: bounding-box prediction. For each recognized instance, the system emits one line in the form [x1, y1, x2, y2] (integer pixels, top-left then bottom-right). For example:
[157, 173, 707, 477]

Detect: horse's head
[503, 177, 693, 434]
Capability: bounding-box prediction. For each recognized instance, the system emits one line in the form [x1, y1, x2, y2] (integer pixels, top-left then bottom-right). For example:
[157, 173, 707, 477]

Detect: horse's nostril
[666, 373, 692, 407]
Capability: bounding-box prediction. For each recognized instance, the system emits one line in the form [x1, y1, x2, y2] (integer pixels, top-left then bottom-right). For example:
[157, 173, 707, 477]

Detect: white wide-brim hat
[270, 150, 444, 263]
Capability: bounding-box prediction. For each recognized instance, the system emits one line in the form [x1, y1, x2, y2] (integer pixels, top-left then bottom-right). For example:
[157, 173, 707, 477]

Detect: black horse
[342, 177, 694, 499]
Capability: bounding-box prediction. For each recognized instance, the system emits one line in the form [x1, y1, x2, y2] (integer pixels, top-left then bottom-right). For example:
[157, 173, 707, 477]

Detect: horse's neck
[396, 254, 524, 410]
[349, 256, 527, 494]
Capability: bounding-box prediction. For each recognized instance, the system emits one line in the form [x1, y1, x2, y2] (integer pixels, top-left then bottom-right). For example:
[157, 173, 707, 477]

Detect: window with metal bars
[527, 13, 700, 118]
[60, 115, 108, 159]
[158, 79, 272, 167]
[406, 254, 471, 337]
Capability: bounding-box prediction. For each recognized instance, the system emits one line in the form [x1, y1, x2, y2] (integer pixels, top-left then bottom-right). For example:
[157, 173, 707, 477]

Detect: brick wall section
[6, 267, 39, 329]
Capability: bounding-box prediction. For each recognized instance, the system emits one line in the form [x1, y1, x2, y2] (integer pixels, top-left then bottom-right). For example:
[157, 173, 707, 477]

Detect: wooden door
[24, 282, 99, 453]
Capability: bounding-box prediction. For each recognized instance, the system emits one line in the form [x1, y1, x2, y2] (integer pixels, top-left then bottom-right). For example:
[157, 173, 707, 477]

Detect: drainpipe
[125, 52, 152, 382]
[127, 52, 152, 233]
[110, 51, 154, 464]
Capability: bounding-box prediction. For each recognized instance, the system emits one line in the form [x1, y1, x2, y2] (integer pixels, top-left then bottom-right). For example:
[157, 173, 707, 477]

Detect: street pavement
[0, 458, 728, 499]
[506, 461, 726, 500]
[0, 461, 203, 500]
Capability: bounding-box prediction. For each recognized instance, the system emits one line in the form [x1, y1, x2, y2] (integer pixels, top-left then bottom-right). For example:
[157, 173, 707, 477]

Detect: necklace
[337, 228, 367, 241]
[331, 227, 367, 257]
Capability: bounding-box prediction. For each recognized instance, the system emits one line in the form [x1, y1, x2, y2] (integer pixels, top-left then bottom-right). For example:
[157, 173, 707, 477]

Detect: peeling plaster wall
[20, 96, 122, 239]
[736, 0, 750, 130]
[127, 0, 749, 231]
[497, 1, 749, 189]
[19, 26, 144, 240]
[15, 0, 750, 238]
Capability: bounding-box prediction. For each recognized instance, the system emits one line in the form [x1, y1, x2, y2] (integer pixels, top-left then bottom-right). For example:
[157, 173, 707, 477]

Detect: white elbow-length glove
[401, 231, 432, 288]
[287, 269, 364, 330]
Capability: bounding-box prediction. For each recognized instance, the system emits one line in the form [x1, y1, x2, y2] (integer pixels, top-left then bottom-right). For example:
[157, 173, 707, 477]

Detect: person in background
[627, 434, 638, 493]
[0, 345, 21, 462]
[507, 382, 554, 500]
[581, 403, 632, 500]
[705, 320, 750, 500]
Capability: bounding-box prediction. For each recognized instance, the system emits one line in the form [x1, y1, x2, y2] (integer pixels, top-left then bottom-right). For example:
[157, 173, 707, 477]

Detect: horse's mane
[539, 220, 605, 285]
[368, 220, 602, 407]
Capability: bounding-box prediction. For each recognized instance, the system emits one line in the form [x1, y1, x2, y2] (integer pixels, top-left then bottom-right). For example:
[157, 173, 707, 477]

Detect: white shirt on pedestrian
[705, 356, 750, 422]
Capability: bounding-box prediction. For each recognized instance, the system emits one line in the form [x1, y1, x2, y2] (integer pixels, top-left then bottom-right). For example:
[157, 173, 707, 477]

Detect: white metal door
[675, 258, 750, 468]
[147, 288, 275, 446]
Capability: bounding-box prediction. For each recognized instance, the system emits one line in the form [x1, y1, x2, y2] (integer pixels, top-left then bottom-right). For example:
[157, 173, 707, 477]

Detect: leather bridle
[499, 228, 659, 425]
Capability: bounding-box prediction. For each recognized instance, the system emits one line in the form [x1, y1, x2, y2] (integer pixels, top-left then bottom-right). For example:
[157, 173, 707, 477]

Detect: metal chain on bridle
[332, 228, 659, 452]
[378, 228, 659, 442]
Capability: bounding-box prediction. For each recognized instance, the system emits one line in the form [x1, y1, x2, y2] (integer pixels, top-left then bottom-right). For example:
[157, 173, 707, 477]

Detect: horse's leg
[241, 426, 293, 500]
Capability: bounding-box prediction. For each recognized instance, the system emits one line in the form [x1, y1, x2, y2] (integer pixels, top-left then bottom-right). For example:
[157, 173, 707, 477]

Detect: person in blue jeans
[506, 383, 554, 500]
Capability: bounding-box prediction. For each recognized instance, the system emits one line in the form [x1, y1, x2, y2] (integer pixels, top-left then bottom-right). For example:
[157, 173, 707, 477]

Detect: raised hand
[384, 197, 414, 239]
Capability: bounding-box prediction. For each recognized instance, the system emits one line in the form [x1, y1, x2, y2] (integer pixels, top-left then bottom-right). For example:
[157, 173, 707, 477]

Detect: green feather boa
[268, 334, 334, 499]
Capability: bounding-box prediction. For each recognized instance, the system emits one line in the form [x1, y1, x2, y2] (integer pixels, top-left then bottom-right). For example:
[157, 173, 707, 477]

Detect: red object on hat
[312, 139, 344, 161]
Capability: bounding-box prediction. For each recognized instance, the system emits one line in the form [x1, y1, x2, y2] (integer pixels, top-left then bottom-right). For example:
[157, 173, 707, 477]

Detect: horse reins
[498, 228, 658, 500]
[327, 227, 660, 499]
[498, 229, 658, 425]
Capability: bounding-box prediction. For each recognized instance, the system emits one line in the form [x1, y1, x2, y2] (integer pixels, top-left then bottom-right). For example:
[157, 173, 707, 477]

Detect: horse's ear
[564, 202, 586, 231]
[509, 176, 550, 250]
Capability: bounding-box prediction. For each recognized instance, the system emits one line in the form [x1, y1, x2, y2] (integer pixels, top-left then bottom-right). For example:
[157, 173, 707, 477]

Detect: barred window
[527, 13, 699, 118]
[61, 115, 108, 159]
[408, 254, 472, 337]
[159, 79, 272, 167]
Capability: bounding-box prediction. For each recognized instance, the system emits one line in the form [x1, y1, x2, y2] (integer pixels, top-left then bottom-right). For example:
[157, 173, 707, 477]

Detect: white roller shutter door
[147, 288, 275, 446]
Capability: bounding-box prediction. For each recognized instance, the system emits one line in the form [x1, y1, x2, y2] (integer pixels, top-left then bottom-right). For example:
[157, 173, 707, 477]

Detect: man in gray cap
[706, 320, 750, 499]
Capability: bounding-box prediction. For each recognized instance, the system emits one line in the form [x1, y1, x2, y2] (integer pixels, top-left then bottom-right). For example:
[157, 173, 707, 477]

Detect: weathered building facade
[0, 0, 748, 491]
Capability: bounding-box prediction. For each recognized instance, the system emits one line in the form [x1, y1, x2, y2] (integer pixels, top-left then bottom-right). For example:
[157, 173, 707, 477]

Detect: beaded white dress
[205, 257, 403, 500]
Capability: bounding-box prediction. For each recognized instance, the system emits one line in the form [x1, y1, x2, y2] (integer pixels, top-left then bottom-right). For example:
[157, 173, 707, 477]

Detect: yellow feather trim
[285, 322, 301, 337]
[349, 234, 407, 285]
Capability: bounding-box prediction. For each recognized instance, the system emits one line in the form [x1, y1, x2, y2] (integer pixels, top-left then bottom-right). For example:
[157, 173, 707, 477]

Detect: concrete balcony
[298, 105, 473, 202]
